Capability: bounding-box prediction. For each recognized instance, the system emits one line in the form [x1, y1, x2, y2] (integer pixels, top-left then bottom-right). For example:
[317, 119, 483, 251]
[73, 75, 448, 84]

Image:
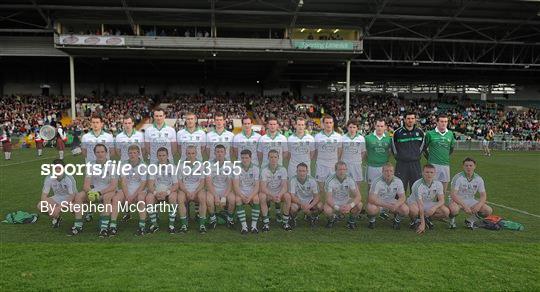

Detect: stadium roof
[1, 0, 540, 81]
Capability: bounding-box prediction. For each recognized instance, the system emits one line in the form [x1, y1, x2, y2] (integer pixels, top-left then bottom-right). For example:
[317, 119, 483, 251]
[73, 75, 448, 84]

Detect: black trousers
[395, 160, 422, 193]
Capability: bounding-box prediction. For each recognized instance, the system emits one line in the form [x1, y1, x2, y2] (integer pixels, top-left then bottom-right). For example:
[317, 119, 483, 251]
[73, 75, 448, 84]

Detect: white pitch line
[0, 155, 58, 167]
[488, 201, 540, 218]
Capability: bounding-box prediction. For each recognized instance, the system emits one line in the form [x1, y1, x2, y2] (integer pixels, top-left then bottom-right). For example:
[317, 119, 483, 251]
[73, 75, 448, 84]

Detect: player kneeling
[289, 162, 322, 228]
[147, 147, 179, 234]
[407, 164, 450, 233]
[232, 149, 261, 234]
[448, 157, 493, 229]
[366, 163, 408, 230]
[260, 150, 292, 232]
[119, 145, 147, 236]
[70, 144, 121, 237]
[206, 144, 235, 229]
[178, 145, 208, 233]
[323, 161, 363, 229]
[38, 159, 77, 228]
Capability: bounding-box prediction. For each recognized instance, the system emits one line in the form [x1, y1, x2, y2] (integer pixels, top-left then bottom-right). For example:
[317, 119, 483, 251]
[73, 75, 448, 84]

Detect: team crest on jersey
[196, 136, 200, 141]
[165, 133, 169, 137]
[416, 133, 419, 136]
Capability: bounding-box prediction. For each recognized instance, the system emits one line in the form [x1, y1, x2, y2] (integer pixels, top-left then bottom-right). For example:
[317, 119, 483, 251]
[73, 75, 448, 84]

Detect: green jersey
[365, 132, 392, 167]
[425, 128, 455, 165]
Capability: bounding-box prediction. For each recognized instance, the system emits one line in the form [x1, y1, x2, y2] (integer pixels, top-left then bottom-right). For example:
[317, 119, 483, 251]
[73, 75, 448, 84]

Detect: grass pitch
[1, 149, 539, 290]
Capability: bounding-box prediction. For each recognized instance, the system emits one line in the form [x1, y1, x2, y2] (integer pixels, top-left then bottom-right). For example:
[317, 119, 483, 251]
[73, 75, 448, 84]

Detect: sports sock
[348, 214, 356, 224]
[368, 215, 376, 223]
[394, 214, 402, 223]
[38, 149, 42, 156]
[180, 216, 188, 227]
[168, 205, 177, 227]
[209, 213, 216, 223]
[199, 216, 206, 228]
[263, 215, 270, 225]
[251, 204, 260, 228]
[282, 214, 290, 224]
[227, 211, 234, 222]
[237, 205, 247, 228]
[100, 215, 110, 231]
[74, 219, 83, 228]
[138, 219, 145, 229]
[149, 207, 158, 225]
[59, 150, 64, 159]
[109, 220, 117, 228]
[275, 203, 281, 220]
[449, 215, 456, 224]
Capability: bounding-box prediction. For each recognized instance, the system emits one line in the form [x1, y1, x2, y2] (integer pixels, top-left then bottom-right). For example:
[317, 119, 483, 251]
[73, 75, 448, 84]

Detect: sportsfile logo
[40, 161, 243, 178]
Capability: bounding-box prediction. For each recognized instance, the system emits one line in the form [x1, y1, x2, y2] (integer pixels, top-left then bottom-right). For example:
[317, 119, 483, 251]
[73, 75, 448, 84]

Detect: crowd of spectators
[1, 94, 538, 143]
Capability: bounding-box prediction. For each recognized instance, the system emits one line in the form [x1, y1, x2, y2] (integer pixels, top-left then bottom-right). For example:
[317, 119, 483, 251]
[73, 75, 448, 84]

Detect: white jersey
[287, 133, 315, 169]
[235, 163, 260, 195]
[85, 160, 117, 192]
[369, 175, 405, 202]
[144, 123, 177, 164]
[258, 132, 288, 166]
[42, 175, 78, 200]
[206, 129, 235, 161]
[177, 127, 206, 161]
[325, 174, 357, 204]
[341, 133, 366, 165]
[148, 163, 178, 189]
[289, 175, 319, 203]
[261, 165, 288, 195]
[81, 130, 115, 162]
[410, 179, 444, 203]
[209, 160, 232, 193]
[121, 160, 147, 190]
[233, 131, 261, 165]
[451, 172, 486, 200]
[115, 130, 144, 162]
[315, 131, 342, 168]
[177, 160, 204, 193]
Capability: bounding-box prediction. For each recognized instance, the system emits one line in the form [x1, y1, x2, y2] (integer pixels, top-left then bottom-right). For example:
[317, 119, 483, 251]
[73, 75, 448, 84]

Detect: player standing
[177, 112, 206, 161]
[482, 126, 494, 156]
[314, 115, 343, 192]
[232, 116, 261, 164]
[286, 117, 315, 177]
[424, 114, 455, 193]
[144, 108, 177, 164]
[392, 112, 425, 193]
[34, 127, 44, 157]
[365, 119, 392, 190]
[341, 119, 366, 189]
[55, 123, 67, 160]
[81, 114, 115, 163]
[206, 113, 234, 161]
[115, 115, 144, 162]
[1, 126, 12, 160]
[257, 116, 288, 167]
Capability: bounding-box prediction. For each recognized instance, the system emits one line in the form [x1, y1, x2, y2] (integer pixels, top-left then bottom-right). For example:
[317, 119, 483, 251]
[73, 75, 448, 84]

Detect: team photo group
[39, 107, 493, 237]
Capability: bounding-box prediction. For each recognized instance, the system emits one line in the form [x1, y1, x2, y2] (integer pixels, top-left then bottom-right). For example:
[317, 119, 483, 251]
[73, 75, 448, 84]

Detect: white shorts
[453, 198, 479, 208]
[239, 188, 255, 197]
[407, 197, 436, 212]
[433, 164, 450, 183]
[367, 166, 383, 185]
[126, 185, 142, 198]
[482, 140, 489, 147]
[334, 198, 353, 208]
[347, 163, 364, 182]
[214, 188, 228, 198]
[51, 195, 70, 204]
[315, 164, 332, 182]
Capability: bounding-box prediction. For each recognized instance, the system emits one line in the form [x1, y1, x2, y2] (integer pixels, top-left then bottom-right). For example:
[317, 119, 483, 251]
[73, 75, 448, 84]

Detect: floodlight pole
[345, 60, 351, 123]
[69, 55, 76, 119]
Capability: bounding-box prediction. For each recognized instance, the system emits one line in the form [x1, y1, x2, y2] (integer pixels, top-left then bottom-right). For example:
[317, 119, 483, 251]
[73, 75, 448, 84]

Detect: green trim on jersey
[425, 129, 455, 165]
[153, 122, 167, 131]
[365, 132, 392, 167]
[321, 130, 335, 138]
